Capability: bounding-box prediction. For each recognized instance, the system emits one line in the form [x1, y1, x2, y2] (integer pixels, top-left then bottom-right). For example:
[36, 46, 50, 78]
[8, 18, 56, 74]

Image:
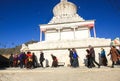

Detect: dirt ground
[0, 66, 120, 81]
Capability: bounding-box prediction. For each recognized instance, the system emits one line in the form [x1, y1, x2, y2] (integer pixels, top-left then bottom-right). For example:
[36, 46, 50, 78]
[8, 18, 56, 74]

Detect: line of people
[9, 45, 120, 69]
[68, 45, 120, 68]
[85, 45, 120, 68]
[9, 51, 59, 69]
[9, 52, 38, 69]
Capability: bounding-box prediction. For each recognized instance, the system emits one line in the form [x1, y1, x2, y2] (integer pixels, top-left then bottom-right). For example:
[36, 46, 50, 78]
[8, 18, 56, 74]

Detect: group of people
[9, 45, 120, 69]
[9, 51, 59, 69]
[68, 45, 120, 68]
[85, 45, 120, 68]
[9, 52, 38, 69]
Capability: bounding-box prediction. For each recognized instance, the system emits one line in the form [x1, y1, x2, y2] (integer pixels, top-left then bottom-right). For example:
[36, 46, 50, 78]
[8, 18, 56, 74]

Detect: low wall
[22, 38, 115, 67]
[30, 46, 112, 67]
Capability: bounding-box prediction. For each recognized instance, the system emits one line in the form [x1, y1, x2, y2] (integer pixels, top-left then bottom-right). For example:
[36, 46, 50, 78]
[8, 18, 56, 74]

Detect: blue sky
[0, 0, 120, 48]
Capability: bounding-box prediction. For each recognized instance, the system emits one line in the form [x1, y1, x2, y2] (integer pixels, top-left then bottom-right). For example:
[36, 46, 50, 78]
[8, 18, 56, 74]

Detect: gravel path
[0, 66, 120, 81]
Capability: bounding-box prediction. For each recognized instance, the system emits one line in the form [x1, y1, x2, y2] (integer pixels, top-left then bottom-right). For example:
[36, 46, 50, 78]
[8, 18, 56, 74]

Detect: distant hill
[0, 40, 38, 55]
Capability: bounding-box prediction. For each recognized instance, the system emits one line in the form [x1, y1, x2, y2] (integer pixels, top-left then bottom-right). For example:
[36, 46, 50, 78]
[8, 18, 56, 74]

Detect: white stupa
[40, 0, 95, 41]
[21, 0, 112, 66]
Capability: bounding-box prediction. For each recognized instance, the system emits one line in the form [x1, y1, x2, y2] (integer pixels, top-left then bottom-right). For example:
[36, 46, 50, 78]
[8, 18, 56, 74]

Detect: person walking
[51, 54, 58, 67]
[88, 45, 100, 68]
[72, 48, 79, 67]
[100, 48, 108, 66]
[19, 52, 24, 68]
[9, 53, 14, 67]
[68, 48, 73, 67]
[32, 53, 38, 68]
[108, 46, 120, 68]
[86, 49, 91, 68]
[39, 51, 45, 67]
[26, 52, 33, 69]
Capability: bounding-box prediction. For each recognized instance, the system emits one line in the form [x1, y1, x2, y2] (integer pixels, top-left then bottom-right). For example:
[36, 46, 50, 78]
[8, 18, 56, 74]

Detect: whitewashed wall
[45, 30, 89, 41]
[31, 47, 111, 67]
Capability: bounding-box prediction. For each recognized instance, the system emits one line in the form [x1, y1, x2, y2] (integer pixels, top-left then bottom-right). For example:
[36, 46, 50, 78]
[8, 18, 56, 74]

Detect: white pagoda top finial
[61, 0, 67, 2]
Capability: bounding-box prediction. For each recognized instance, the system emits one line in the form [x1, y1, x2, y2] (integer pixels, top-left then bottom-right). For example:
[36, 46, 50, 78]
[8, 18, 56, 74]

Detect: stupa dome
[49, 0, 84, 24]
[53, 0, 77, 16]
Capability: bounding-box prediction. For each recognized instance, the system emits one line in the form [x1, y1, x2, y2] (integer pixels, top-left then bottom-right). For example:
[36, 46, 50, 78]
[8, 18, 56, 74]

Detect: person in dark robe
[9, 53, 14, 67]
[88, 45, 100, 68]
[39, 51, 45, 67]
[32, 53, 38, 68]
[13, 54, 18, 67]
[68, 48, 73, 67]
[51, 54, 58, 67]
[86, 49, 91, 68]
